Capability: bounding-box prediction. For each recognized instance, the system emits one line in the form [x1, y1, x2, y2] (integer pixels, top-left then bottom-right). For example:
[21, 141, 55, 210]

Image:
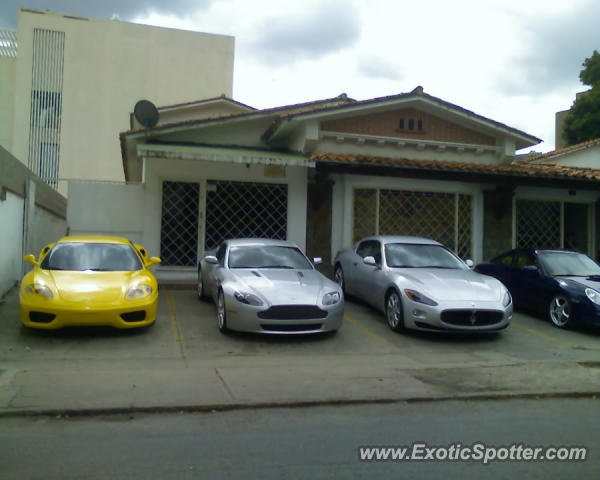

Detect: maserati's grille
[441, 310, 504, 326]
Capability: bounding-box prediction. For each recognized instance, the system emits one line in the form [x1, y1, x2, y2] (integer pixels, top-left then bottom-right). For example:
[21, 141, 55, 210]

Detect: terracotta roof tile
[310, 152, 600, 182]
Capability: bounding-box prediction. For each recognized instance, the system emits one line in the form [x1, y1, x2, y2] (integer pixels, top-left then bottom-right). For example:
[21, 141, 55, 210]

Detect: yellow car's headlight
[126, 284, 153, 300]
[24, 283, 53, 299]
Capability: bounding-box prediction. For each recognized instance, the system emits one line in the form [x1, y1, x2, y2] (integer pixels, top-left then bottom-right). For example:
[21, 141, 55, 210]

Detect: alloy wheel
[549, 295, 570, 328]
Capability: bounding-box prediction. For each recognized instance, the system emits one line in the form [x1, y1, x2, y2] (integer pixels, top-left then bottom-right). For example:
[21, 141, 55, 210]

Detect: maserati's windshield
[384, 243, 467, 269]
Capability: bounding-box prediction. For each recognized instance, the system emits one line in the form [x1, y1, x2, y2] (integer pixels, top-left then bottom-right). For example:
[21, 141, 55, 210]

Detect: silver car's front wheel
[386, 290, 404, 332]
[217, 290, 229, 333]
[549, 295, 571, 328]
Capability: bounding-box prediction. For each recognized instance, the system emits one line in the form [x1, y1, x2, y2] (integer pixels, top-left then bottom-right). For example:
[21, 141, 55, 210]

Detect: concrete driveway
[1, 287, 599, 415]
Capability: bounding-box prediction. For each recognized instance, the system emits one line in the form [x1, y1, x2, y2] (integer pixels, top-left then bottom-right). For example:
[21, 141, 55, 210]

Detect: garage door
[353, 188, 473, 259]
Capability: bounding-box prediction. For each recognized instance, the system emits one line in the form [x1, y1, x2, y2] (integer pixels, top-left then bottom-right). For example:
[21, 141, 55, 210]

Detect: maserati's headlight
[126, 284, 152, 300]
[24, 283, 53, 299]
[234, 291, 264, 306]
[322, 291, 341, 306]
[585, 288, 600, 305]
[503, 291, 512, 307]
[404, 289, 438, 306]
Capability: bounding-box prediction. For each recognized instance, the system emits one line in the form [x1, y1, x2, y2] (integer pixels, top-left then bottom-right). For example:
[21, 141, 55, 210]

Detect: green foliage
[563, 88, 600, 146]
[563, 51, 600, 146]
[579, 50, 600, 88]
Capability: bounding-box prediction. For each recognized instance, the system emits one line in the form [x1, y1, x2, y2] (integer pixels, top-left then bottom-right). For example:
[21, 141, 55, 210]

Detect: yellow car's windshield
[40, 243, 142, 271]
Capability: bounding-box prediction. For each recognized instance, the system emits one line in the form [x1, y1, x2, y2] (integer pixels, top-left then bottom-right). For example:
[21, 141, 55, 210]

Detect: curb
[1, 390, 598, 419]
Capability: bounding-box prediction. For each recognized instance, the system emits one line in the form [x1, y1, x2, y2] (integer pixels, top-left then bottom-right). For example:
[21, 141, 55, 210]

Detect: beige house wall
[11, 9, 235, 195]
[0, 55, 16, 152]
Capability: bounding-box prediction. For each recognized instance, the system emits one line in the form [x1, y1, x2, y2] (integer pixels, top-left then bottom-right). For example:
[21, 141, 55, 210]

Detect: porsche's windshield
[228, 246, 313, 270]
[384, 243, 467, 269]
[40, 243, 142, 271]
[538, 251, 600, 277]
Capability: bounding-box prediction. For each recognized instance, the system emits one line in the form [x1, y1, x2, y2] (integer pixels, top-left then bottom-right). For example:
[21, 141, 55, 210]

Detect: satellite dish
[134, 100, 159, 128]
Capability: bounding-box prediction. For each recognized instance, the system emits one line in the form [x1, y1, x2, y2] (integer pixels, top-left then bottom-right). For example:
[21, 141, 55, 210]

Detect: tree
[563, 50, 600, 146]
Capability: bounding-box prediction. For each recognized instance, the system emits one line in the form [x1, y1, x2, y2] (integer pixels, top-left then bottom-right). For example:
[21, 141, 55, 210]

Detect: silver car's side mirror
[466, 259, 474, 269]
[204, 255, 219, 265]
[363, 256, 377, 267]
[313, 257, 322, 265]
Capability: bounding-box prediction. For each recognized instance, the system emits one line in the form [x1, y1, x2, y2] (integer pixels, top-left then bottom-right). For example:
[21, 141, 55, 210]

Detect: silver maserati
[334, 236, 512, 333]
[198, 239, 344, 334]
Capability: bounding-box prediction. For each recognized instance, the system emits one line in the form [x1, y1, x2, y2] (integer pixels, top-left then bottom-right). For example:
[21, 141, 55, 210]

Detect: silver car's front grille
[257, 305, 328, 320]
[260, 324, 324, 332]
[441, 310, 504, 326]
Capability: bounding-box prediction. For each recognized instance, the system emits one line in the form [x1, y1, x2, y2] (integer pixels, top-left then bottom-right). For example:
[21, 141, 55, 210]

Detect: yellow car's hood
[39, 270, 154, 305]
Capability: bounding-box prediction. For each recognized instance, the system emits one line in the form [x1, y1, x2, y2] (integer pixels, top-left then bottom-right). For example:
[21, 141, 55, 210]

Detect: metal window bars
[516, 199, 561, 249]
[353, 188, 473, 259]
[205, 181, 287, 251]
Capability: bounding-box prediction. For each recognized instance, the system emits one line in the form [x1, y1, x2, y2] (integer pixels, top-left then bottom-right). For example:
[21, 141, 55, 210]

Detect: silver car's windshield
[228, 246, 313, 270]
[384, 243, 466, 269]
[40, 243, 142, 271]
[538, 251, 600, 277]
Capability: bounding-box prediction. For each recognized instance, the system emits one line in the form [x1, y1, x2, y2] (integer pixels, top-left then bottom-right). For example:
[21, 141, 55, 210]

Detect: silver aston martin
[334, 236, 512, 333]
[198, 239, 344, 334]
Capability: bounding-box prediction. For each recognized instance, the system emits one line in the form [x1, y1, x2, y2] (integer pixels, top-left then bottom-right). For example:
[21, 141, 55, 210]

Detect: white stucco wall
[0, 191, 24, 296]
[67, 182, 145, 242]
[30, 205, 67, 256]
[12, 9, 235, 195]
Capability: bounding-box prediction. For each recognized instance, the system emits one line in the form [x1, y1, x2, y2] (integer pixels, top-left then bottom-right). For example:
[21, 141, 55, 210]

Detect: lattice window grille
[352, 188, 473, 258]
[160, 181, 199, 266]
[204, 181, 288, 250]
[516, 199, 561, 249]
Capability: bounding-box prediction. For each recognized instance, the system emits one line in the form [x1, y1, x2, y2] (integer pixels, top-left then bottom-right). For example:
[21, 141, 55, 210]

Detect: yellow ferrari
[19, 235, 161, 329]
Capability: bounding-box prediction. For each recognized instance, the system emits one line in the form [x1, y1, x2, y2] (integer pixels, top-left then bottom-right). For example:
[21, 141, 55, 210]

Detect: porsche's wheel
[385, 290, 404, 332]
[549, 295, 571, 328]
[217, 290, 229, 333]
[334, 264, 345, 295]
[197, 268, 207, 301]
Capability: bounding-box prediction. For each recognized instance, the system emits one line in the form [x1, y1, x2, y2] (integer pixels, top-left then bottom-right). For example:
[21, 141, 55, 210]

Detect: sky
[2, 0, 599, 152]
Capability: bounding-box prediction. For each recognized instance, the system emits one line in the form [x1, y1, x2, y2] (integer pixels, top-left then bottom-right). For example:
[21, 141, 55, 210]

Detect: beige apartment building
[0, 8, 235, 195]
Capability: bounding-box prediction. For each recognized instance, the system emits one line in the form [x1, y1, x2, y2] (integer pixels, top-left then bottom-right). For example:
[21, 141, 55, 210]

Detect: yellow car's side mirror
[148, 257, 161, 267]
[24, 254, 39, 267]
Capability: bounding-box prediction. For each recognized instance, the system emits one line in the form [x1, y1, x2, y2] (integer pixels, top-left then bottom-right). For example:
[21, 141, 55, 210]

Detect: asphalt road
[1, 398, 598, 479]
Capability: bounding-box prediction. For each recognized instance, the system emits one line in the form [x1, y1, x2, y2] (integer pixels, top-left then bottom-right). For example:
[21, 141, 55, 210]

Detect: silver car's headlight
[234, 291, 264, 306]
[503, 291, 512, 307]
[404, 289, 438, 306]
[24, 283, 53, 299]
[126, 284, 152, 300]
[322, 291, 341, 306]
[585, 288, 600, 305]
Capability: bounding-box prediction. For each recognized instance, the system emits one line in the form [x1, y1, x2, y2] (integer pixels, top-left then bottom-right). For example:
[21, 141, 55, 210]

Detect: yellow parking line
[344, 314, 394, 349]
[512, 321, 577, 349]
[166, 290, 188, 367]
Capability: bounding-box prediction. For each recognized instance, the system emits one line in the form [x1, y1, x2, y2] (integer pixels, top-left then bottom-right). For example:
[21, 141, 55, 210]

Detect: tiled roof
[157, 95, 257, 112]
[519, 138, 600, 163]
[122, 94, 355, 136]
[311, 152, 600, 182]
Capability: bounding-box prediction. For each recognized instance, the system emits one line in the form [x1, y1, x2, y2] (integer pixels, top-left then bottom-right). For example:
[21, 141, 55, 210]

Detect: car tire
[217, 289, 230, 333]
[385, 290, 404, 332]
[197, 268, 207, 301]
[334, 264, 346, 295]
[549, 295, 571, 328]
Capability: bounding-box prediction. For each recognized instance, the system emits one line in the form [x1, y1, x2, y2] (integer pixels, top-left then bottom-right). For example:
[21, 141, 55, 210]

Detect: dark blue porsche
[475, 248, 600, 328]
